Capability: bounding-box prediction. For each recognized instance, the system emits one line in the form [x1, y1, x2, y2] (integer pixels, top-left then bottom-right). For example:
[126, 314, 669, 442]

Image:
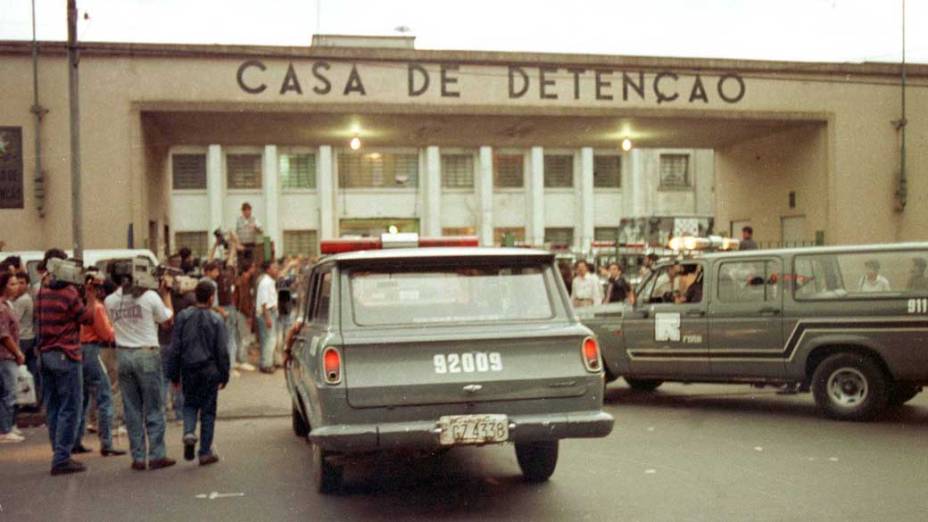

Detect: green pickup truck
[578, 242, 928, 422]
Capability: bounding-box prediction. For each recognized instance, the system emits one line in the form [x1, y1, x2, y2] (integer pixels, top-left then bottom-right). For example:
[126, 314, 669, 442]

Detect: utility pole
[67, 0, 83, 259]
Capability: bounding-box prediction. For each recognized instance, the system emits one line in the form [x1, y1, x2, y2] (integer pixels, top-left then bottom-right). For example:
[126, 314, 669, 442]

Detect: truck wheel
[811, 353, 888, 421]
[625, 378, 663, 392]
[292, 403, 309, 438]
[887, 383, 921, 407]
[515, 440, 559, 483]
[311, 441, 343, 494]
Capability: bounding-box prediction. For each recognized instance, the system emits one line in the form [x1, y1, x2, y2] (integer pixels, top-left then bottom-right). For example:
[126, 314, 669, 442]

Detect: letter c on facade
[237, 60, 267, 94]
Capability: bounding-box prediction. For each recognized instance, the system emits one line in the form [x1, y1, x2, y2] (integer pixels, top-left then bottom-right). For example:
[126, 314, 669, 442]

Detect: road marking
[644, 469, 657, 474]
[828, 457, 839, 462]
[753, 446, 764, 452]
[195, 492, 245, 500]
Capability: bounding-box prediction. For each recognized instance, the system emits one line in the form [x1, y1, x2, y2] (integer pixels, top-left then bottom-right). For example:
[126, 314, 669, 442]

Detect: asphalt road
[3, 379, 928, 521]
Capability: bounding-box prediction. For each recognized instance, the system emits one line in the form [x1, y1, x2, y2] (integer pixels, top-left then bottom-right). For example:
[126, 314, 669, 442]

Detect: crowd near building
[1, 35, 926, 259]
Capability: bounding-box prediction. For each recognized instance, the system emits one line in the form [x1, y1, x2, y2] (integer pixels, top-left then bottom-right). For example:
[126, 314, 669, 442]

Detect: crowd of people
[0, 202, 315, 476]
[561, 255, 657, 309]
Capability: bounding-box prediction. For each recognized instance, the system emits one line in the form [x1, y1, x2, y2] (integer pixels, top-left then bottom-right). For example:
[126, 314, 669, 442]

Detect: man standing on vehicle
[739, 226, 758, 250]
[255, 260, 279, 373]
[604, 263, 633, 304]
[234, 202, 262, 266]
[35, 249, 95, 474]
[106, 265, 176, 471]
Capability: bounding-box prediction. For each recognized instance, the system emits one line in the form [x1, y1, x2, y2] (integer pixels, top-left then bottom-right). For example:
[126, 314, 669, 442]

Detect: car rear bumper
[308, 410, 615, 452]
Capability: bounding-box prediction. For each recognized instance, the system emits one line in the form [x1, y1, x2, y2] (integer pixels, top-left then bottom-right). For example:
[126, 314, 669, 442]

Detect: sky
[0, 0, 925, 64]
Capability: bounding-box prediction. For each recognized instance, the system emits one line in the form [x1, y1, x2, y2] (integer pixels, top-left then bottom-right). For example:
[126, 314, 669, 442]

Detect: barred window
[338, 152, 418, 188]
[494, 227, 525, 246]
[544, 155, 574, 188]
[545, 227, 574, 246]
[171, 154, 207, 190]
[283, 230, 318, 256]
[494, 154, 524, 188]
[280, 153, 316, 190]
[441, 154, 474, 189]
[595, 227, 620, 242]
[594, 155, 622, 188]
[659, 154, 691, 189]
[227, 154, 263, 190]
[442, 227, 476, 236]
[175, 231, 209, 258]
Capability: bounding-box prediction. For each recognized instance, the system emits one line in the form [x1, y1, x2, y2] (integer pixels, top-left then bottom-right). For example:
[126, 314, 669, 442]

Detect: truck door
[623, 261, 710, 379]
[708, 258, 785, 378]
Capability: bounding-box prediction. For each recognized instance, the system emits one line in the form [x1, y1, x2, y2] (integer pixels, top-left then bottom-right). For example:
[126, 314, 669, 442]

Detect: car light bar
[320, 234, 480, 254]
[668, 235, 740, 252]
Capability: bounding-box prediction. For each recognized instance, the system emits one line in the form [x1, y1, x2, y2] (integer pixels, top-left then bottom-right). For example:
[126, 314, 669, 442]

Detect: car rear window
[348, 264, 555, 325]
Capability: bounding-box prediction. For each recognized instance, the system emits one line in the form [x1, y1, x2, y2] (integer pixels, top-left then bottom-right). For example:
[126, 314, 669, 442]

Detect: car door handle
[685, 310, 706, 317]
[759, 307, 781, 316]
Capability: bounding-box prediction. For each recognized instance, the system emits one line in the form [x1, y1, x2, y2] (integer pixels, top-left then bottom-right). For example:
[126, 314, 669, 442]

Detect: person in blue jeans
[34, 249, 96, 474]
[73, 279, 126, 456]
[1, 271, 28, 444]
[105, 268, 176, 471]
[166, 281, 229, 466]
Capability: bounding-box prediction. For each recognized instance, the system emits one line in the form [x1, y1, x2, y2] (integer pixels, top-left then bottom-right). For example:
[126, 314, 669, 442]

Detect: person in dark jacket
[166, 281, 229, 466]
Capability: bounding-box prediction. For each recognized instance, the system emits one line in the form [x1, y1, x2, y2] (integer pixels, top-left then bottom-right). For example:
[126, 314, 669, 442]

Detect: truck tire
[625, 378, 663, 392]
[515, 440, 559, 483]
[887, 383, 921, 407]
[811, 353, 888, 422]
[311, 441, 343, 494]
[292, 403, 309, 438]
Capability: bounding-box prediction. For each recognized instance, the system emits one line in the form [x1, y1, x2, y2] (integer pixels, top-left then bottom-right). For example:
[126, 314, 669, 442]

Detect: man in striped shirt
[36, 249, 95, 476]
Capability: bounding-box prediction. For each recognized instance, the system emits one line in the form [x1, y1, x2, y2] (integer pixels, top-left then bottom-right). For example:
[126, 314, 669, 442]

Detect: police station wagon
[285, 234, 614, 492]
[579, 242, 928, 422]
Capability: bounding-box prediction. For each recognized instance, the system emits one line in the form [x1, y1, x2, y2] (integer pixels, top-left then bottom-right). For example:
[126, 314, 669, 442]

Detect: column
[206, 144, 223, 233]
[579, 147, 594, 253]
[477, 146, 494, 246]
[318, 145, 336, 240]
[263, 145, 281, 252]
[527, 146, 545, 246]
[424, 146, 442, 236]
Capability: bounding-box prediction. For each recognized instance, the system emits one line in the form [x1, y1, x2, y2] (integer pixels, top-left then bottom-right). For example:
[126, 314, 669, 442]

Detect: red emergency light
[320, 234, 479, 254]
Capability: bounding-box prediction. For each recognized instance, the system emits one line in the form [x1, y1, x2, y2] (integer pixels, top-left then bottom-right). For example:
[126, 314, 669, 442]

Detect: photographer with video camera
[34, 249, 95, 475]
[105, 259, 176, 471]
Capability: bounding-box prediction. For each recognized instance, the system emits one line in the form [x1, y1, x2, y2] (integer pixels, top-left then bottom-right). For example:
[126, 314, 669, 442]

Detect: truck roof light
[668, 235, 740, 252]
[320, 234, 480, 254]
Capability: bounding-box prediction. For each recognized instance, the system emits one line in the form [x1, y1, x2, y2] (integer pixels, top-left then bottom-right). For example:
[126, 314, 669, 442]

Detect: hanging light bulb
[621, 138, 633, 152]
[350, 136, 361, 150]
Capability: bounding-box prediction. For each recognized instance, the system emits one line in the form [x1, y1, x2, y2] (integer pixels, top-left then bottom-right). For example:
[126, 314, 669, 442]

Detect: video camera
[46, 258, 105, 287]
[156, 265, 199, 294]
[111, 257, 197, 294]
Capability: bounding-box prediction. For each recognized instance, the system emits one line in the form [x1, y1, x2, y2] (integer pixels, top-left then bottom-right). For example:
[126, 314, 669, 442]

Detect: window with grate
[175, 231, 209, 258]
[279, 153, 316, 190]
[494, 227, 525, 246]
[338, 152, 419, 188]
[441, 154, 474, 189]
[171, 154, 207, 190]
[227, 154, 263, 189]
[442, 227, 476, 236]
[659, 154, 691, 189]
[494, 154, 524, 188]
[595, 227, 620, 242]
[283, 230, 318, 256]
[545, 227, 574, 246]
[593, 155, 622, 188]
[544, 155, 574, 188]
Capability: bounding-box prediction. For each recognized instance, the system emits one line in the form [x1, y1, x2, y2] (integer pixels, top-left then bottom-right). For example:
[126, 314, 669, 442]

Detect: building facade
[0, 37, 925, 257]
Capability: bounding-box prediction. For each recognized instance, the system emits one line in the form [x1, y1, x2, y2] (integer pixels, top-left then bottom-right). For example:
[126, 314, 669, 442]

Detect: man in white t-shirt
[571, 261, 603, 308]
[255, 260, 279, 373]
[105, 272, 175, 471]
[858, 259, 891, 293]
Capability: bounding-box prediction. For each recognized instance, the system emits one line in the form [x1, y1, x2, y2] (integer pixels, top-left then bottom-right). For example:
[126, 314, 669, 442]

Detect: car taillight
[582, 337, 602, 373]
[322, 347, 342, 384]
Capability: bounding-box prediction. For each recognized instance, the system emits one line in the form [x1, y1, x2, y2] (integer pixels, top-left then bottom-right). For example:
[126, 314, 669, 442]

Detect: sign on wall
[0, 127, 24, 209]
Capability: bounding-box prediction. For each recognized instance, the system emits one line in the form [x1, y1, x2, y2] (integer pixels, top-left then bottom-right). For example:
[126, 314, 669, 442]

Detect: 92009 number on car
[433, 352, 503, 374]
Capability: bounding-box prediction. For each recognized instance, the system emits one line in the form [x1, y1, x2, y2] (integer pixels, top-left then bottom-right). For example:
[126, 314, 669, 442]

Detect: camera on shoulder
[46, 258, 105, 287]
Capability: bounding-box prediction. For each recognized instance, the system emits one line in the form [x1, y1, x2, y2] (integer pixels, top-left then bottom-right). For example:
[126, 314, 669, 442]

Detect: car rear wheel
[292, 403, 309, 438]
[625, 378, 663, 392]
[887, 382, 921, 407]
[515, 440, 559, 483]
[811, 353, 888, 421]
[310, 440, 343, 494]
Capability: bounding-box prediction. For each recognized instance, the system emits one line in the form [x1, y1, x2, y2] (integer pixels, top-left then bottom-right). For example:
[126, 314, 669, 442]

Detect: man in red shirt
[35, 249, 95, 475]
[74, 276, 126, 457]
